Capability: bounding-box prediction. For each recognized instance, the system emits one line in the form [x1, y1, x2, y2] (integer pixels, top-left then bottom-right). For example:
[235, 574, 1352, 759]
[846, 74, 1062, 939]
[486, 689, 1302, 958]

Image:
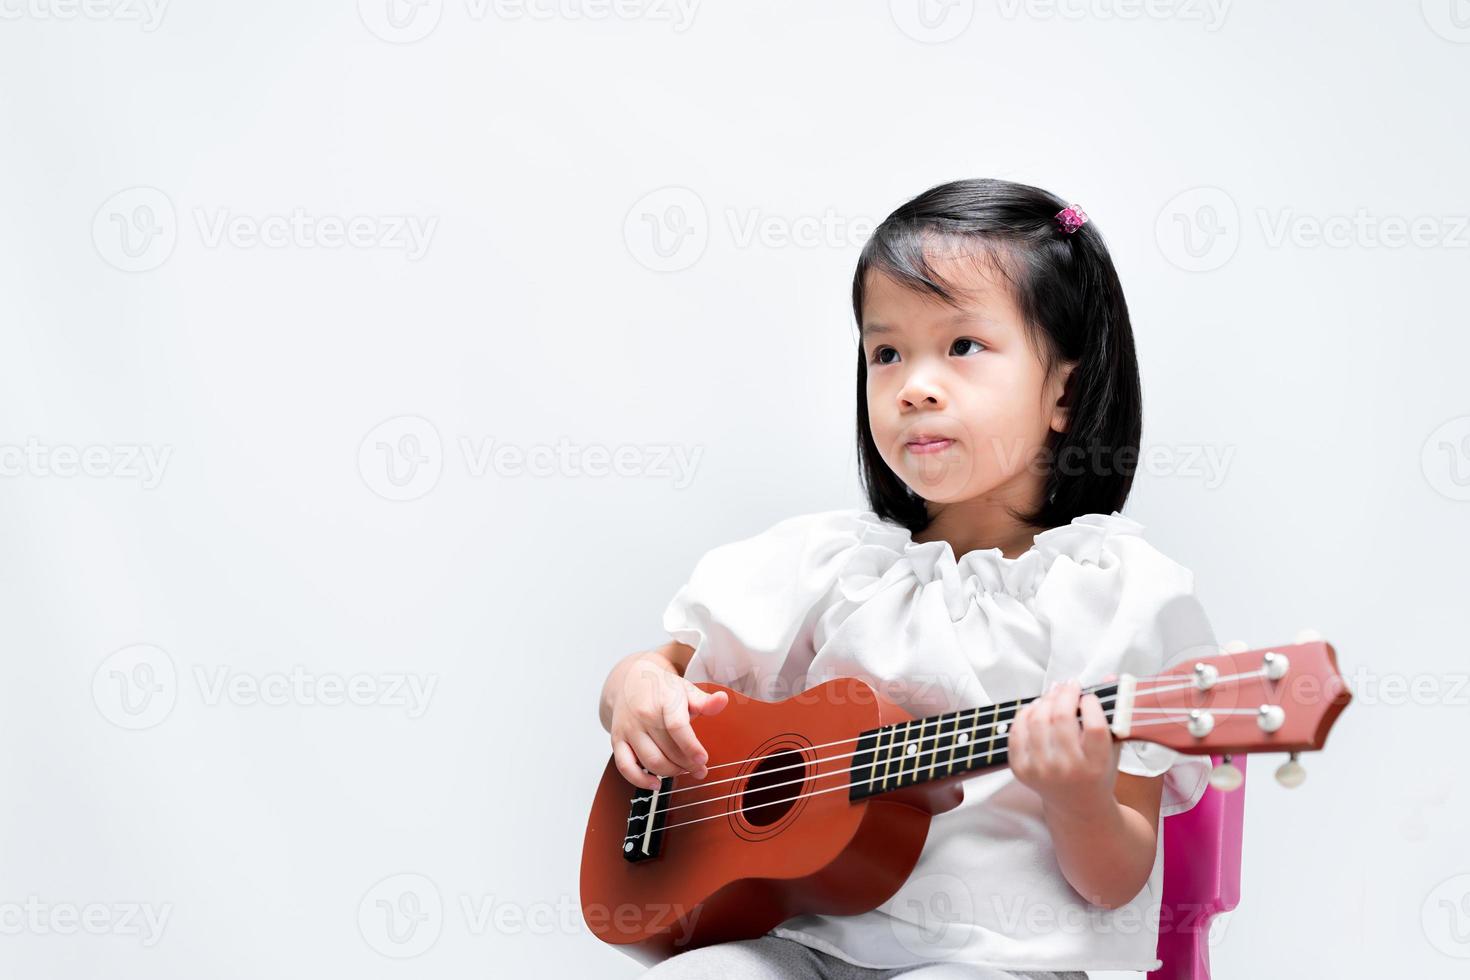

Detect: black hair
[852, 177, 1142, 534]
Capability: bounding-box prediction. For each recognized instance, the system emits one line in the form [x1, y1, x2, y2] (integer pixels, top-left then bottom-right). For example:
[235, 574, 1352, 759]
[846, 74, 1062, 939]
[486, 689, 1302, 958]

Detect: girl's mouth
[905, 438, 954, 455]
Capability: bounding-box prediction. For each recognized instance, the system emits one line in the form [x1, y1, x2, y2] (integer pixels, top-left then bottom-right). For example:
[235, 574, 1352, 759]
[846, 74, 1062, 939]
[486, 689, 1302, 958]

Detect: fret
[875, 722, 895, 793]
[940, 710, 958, 778]
[875, 723, 895, 793]
[966, 703, 993, 771]
[919, 715, 940, 783]
[901, 718, 922, 787]
[984, 700, 1010, 768]
[944, 708, 964, 776]
[961, 705, 982, 771]
[885, 719, 910, 790]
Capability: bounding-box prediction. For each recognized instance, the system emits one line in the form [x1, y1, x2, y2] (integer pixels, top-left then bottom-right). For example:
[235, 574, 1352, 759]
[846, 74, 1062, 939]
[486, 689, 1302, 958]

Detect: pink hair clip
[1055, 204, 1088, 234]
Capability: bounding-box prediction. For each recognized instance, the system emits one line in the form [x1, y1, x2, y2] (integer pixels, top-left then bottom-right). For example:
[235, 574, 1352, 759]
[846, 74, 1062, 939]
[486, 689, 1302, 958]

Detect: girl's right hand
[610, 656, 728, 791]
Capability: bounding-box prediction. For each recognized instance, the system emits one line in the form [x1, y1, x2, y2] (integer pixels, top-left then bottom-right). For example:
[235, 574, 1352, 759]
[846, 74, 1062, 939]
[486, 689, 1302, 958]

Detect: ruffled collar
[838, 509, 1145, 617]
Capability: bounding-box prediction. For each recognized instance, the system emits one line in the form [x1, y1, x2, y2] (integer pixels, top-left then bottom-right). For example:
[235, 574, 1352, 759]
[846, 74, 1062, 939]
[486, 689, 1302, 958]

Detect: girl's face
[861, 251, 1074, 513]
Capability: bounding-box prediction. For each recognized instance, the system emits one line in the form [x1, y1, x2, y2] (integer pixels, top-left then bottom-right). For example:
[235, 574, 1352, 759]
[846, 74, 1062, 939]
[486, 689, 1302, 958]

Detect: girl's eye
[952, 338, 985, 356]
[870, 346, 898, 365]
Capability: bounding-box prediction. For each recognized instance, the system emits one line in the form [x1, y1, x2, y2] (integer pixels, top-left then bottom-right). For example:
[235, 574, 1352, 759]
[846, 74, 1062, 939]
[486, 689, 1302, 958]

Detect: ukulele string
[648, 689, 1124, 804]
[637, 708, 1045, 819]
[648, 665, 1268, 799]
[625, 664, 1275, 839]
[673, 681, 1118, 781]
[626, 696, 1235, 832]
[625, 709, 1208, 840]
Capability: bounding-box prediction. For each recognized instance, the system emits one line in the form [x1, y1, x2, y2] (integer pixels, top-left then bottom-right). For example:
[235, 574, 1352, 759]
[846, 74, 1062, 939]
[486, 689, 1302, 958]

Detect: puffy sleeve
[660, 511, 861, 698]
[1036, 534, 1220, 817]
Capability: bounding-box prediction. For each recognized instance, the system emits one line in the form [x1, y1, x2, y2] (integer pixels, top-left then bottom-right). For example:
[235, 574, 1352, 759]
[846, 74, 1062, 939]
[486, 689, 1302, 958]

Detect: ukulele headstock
[1113, 638, 1351, 790]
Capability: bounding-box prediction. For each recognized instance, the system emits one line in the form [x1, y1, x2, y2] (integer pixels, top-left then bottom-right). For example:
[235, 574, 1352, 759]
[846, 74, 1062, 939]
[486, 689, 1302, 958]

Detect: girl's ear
[1048, 361, 1078, 434]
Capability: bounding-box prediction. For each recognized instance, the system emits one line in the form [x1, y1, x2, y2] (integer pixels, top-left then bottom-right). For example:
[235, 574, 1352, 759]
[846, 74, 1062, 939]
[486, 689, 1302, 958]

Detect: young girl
[597, 178, 1220, 978]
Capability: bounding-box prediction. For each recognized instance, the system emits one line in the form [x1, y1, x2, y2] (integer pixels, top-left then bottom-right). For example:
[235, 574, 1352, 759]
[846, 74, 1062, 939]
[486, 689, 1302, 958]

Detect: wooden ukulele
[580, 640, 1351, 965]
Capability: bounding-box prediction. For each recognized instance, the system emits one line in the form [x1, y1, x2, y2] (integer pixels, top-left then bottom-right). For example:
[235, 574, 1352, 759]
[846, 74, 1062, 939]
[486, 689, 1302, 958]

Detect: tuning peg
[1223, 640, 1248, 654]
[1275, 752, 1306, 788]
[1209, 754, 1244, 792]
[1294, 628, 1322, 643]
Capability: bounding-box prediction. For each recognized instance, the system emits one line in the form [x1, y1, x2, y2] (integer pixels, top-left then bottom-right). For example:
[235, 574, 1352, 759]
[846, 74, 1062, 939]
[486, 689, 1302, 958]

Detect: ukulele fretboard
[847, 684, 1120, 801]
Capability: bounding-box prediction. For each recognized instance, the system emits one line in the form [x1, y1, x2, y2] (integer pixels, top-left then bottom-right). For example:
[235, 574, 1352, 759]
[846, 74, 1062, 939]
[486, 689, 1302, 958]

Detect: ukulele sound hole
[740, 748, 807, 827]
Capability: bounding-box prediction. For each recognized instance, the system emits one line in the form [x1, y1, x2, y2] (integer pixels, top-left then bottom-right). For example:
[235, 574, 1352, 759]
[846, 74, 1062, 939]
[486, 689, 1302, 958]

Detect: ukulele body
[579, 677, 965, 966]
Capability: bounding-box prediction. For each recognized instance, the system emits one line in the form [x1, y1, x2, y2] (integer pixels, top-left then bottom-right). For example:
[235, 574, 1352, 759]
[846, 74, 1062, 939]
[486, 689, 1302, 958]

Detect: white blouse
[660, 508, 1219, 972]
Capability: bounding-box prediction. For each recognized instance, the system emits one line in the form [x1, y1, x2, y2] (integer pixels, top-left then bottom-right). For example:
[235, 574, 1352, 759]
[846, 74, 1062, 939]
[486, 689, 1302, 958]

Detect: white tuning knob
[1294, 628, 1322, 643]
[1275, 753, 1306, 788]
[1209, 755, 1244, 792]
[1187, 710, 1215, 738]
[1223, 640, 1249, 654]
[1257, 704, 1285, 733]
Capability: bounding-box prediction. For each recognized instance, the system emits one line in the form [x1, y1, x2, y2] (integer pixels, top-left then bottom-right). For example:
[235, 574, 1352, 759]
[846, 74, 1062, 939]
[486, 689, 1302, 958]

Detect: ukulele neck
[847, 680, 1128, 801]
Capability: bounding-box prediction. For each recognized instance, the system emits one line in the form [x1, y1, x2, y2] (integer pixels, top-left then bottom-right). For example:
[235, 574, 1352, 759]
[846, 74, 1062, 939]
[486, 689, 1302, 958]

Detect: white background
[2, 1, 1467, 977]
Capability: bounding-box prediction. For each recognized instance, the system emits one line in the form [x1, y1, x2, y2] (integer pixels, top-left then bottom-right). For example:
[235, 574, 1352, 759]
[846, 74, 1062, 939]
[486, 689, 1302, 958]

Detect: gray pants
[638, 934, 1088, 980]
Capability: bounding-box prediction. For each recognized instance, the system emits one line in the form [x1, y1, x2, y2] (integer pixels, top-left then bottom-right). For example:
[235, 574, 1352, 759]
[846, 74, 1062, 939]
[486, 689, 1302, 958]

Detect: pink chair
[1148, 754, 1247, 980]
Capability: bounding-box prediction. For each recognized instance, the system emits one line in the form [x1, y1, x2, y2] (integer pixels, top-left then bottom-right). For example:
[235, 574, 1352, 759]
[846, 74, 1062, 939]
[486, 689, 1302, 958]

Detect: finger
[1048, 680, 1085, 764]
[613, 737, 658, 790]
[646, 723, 697, 778]
[687, 684, 728, 717]
[1008, 704, 1029, 774]
[614, 734, 661, 787]
[628, 731, 677, 783]
[1028, 694, 1057, 765]
[662, 693, 709, 778]
[1078, 692, 1114, 768]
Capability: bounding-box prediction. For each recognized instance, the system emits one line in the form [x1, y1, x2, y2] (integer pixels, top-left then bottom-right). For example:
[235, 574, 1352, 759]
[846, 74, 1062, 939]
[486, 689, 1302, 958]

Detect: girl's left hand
[1009, 677, 1122, 817]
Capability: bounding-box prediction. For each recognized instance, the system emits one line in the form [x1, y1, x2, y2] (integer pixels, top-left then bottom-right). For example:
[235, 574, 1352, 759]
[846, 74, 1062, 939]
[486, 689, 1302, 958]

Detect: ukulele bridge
[623, 776, 674, 863]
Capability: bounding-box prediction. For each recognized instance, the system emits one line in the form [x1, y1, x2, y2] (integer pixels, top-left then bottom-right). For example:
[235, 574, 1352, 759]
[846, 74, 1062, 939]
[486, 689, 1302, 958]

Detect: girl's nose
[898, 372, 946, 410]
